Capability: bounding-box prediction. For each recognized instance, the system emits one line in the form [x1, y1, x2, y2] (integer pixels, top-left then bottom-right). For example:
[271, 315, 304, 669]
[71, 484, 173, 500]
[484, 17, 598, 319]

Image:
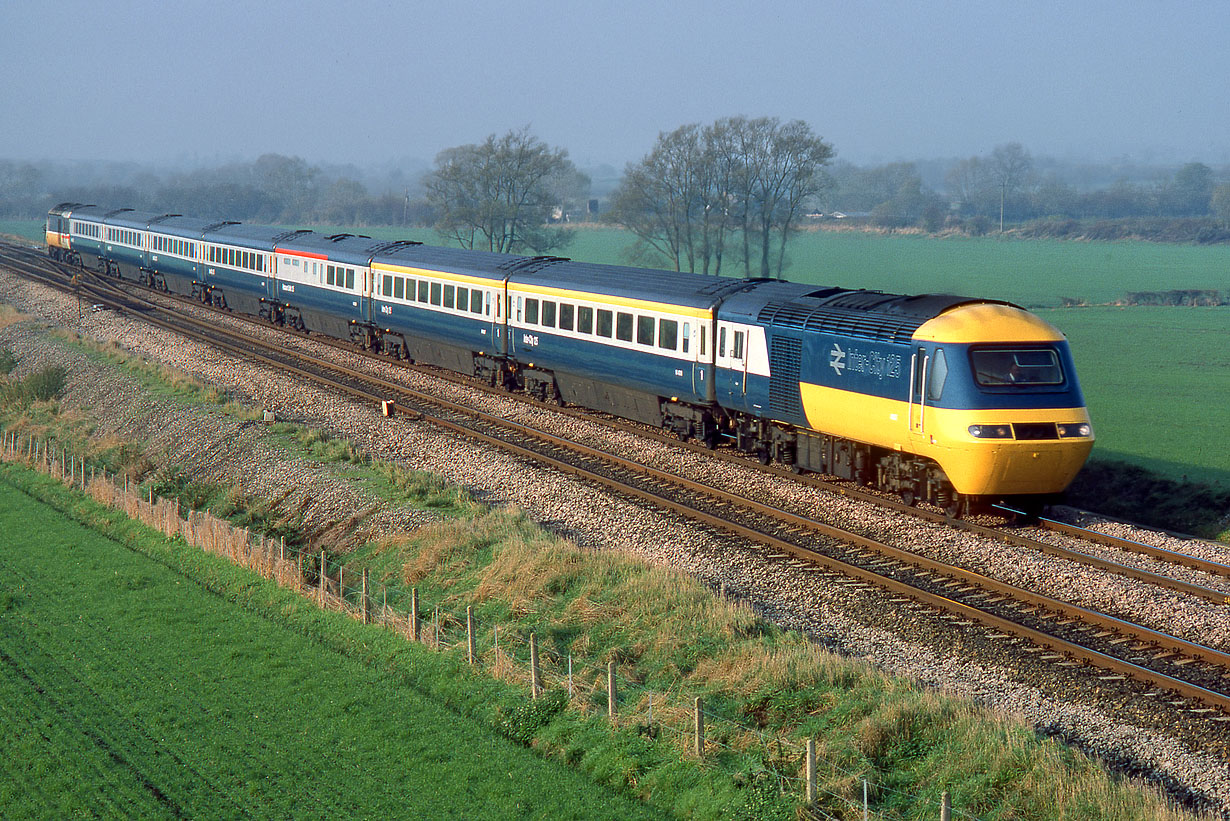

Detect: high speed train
[46, 202, 1094, 515]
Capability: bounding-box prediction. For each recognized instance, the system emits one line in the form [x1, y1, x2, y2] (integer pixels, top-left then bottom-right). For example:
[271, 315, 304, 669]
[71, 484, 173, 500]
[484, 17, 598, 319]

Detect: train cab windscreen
[970, 348, 1063, 387]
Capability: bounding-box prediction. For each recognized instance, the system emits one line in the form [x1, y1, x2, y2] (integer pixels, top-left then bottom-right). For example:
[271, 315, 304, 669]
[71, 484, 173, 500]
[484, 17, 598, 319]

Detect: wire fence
[1, 427, 977, 820]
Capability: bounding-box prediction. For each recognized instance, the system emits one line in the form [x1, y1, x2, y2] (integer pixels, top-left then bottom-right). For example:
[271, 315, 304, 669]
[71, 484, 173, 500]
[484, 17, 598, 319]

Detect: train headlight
[968, 424, 1013, 439]
[1057, 423, 1092, 438]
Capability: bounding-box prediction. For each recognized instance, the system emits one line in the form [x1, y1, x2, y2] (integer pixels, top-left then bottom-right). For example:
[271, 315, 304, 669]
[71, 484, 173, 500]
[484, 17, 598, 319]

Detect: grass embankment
[0, 339, 1201, 819]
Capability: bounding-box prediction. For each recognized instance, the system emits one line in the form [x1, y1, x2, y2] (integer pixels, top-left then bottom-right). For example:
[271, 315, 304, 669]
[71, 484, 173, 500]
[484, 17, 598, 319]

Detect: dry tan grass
[0, 303, 26, 330]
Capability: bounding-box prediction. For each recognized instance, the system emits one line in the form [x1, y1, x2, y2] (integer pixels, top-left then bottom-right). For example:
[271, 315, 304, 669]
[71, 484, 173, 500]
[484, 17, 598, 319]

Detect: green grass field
[563, 227, 1230, 308]
[0, 479, 657, 820]
[1038, 306, 1230, 486]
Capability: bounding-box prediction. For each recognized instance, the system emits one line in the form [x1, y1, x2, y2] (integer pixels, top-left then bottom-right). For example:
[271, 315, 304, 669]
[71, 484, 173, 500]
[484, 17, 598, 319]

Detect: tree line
[3, 126, 1230, 267]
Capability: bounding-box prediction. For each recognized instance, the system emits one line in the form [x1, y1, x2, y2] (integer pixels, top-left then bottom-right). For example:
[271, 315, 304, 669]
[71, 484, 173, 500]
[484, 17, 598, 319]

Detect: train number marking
[675, 368, 684, 377]
[522, 333, 539, 347]
[380, 305, 392, 315]
[281, 283, 295, 293]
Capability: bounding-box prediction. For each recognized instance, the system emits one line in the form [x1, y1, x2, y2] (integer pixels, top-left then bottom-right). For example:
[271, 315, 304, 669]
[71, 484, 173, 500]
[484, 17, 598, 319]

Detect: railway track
[3, 241, 1230, 718]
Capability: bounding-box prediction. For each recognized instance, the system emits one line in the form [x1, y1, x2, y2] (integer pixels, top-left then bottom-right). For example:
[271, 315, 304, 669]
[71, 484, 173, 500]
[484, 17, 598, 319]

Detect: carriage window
[418, 280, 429, 302]
[525, 298, 539, 324]
[541, 300, 556, 328]
[637, 316, 655, 346]
[597, 309, 613, 337]
[326, 265, 335, 286]
[614, 312, 632, 342]
[578, 306, 593, 334]
[559, 303, 574, 331]
[430, 282, 442, 305]
[658, 319, 678, 350]
[470, 289, 483, 313]
[393, 277, 404, 300]
[257, 255, 264, 272]
[719, 327, 727, 357]
[345, 268, 354, 289]
[700, 325, 706, 356]
[443, 284, 455, 309]
[456, 286, 468, 312]
[971, 348, 1063, 387]
[732, 331, 745, 359]
[405, 278, 415, 300]
[681, 322, 690, 353]
[383, 275, 393, 297]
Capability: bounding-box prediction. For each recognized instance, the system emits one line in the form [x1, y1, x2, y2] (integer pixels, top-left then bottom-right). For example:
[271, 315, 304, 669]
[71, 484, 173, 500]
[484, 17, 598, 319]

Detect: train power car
[46, 202, 1094, 514]
[710, 283, 1093, 514]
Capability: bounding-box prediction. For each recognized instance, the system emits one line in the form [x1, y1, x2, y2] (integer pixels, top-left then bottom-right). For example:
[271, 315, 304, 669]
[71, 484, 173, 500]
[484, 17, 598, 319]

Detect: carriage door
[720, 323, 749, 407]
[909, 347, 929, 435]
[361, 269, 373, 322]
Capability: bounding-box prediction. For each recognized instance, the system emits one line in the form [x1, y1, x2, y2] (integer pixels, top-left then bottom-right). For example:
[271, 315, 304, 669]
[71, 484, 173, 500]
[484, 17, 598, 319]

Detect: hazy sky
[3, 0, 1227, 170]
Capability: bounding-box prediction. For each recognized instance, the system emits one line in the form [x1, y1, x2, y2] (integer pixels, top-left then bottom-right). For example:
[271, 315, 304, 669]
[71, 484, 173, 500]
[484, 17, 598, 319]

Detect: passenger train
[45, 202, 1094, 515]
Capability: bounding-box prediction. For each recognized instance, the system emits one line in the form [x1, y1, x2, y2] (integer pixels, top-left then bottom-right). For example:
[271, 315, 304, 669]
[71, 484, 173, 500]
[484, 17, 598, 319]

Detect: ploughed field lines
[4, 241, 1230, 719]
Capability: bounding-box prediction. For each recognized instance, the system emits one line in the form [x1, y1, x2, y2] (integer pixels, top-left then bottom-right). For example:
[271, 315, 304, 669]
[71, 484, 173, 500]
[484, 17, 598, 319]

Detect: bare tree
[609, 116, 833, 277]
[606, 124, 707, 271]
[423, 127, 576, 255]
[991, 142, 1033, 231]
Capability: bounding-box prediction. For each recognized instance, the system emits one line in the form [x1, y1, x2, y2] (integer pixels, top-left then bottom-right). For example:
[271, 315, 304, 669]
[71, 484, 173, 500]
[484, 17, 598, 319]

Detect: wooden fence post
[940, 790, 951, 821]
[318, 550, 326, 602]
[467, 606, 476, 665]
[361, 569, 370, 624]
[694, 696, 705, 758]
[607, 661, 617, 721]
[806, 739, 816, 804]
[530, 633, 541, 698]
[411, 588, 420, 642]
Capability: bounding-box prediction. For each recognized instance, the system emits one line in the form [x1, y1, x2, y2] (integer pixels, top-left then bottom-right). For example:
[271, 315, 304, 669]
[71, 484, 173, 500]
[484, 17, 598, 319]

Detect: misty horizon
[3, 0, 1229, 174]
